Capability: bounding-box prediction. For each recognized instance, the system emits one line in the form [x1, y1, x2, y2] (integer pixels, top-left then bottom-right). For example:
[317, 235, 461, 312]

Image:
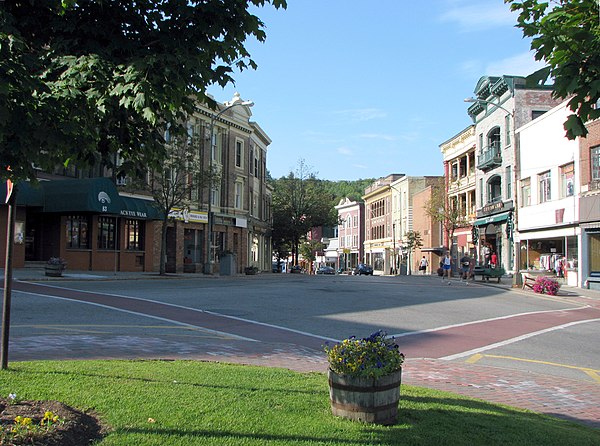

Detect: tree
[299, 239, 326, 266]
[424, 179, 466, 255]
[0, 0, 286, 183]
[132, 129, 218, 275]
[271, 160, 335, 266]
[506, 0, 600, 139]
[403, 230, 423, 276]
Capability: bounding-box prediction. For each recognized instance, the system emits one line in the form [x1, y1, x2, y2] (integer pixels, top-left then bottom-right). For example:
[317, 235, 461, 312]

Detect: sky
[208, 0, 544, 181]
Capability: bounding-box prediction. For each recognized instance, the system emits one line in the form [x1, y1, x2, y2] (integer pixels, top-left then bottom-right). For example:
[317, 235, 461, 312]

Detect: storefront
[473, 208, 514, 272]
[517, 226, 579, 286]
[1, 178, 162, 272]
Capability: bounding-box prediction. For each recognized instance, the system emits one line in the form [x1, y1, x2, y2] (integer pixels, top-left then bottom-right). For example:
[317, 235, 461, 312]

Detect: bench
[522, 274, 536, 290]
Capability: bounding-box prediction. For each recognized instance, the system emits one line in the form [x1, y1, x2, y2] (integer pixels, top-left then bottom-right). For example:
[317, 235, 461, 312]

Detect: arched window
[487, 127, 501, 151]
[487, 175, 502, 203]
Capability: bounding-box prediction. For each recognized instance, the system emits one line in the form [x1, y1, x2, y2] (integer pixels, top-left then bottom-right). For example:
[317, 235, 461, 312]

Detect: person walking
[460, 254, 471, 281]
[442, 253, 452, 283]
[490, 251, 498, 269]
[418, 256, 428, 275]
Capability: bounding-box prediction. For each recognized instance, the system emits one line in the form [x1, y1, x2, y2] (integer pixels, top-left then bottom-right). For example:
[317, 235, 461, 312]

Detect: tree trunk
[159, 218, 169, 275]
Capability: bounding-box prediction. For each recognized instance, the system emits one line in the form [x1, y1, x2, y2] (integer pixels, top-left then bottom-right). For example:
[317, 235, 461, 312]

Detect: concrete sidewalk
[2, 268, 600, 429]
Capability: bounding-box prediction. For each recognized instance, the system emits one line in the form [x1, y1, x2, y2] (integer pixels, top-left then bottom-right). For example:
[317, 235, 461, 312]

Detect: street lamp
[464, 97, 514, 116]
[204, 93, 254, 274]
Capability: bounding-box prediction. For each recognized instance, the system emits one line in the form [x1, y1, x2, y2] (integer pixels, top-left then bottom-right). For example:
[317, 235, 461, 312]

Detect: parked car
[290, 265, 303, 274]
[316, 265, 335, 275]
[354, 263, 374, 276]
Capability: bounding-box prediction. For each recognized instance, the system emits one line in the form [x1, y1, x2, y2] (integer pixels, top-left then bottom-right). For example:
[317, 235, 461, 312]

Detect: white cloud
[332, 108, 387, 122]
[439, 0, 515, 32]
[358, 133, 396, 141]
[485, 51, 546, 77]
[337, 147, 354, 156]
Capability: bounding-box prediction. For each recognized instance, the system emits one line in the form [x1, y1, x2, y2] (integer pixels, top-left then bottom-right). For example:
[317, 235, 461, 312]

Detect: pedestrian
[482, 243, 491, 267]
[490, 251, 498, 269]
[418, 256, 428, 275]
[460, 254, 470, 281]
[442, 253, 452, 283]
[468, 256, 476, 282]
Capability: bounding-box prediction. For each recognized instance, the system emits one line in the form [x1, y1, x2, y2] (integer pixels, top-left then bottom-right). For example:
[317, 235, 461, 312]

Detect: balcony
[477, 143, 502, 172]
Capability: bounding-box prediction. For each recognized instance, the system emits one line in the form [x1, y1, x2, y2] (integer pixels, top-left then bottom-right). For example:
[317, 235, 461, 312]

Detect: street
[7, 274, 600, 384]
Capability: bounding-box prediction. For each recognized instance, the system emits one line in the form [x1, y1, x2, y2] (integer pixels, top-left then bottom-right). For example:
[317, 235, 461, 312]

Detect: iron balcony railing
[477, 143, 502, 171]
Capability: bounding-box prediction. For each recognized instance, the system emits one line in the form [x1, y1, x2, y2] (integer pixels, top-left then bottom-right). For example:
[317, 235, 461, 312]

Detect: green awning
[42, 178, 123, 214]
[0, 181, 44, 207]
[474, 212, 510, 226]
[120, 196, 163, 220]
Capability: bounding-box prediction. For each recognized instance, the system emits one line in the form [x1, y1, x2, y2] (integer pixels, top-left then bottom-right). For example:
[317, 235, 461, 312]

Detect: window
[487, 176, 502, 203]
[560, 163, 575, 198]
[66, 215, 89, 249]
[592, 146, 600, 181]
[459, 156, 467, 178]
[487, 127, 501, 150]
[451, 163, 458, 181]
[505, 115, 511, 146]
[479, 178, 484, 207]
[532, 110, 546, 120]
[505, 166, 512, 199]
[235, 182, 243, 209]
[521, 178, 531, 207]
[235, 141, 243, 168]
[254, 156, 259, 178]
[538, 171, 551, 203]
[211, 187, 220, 207]
[590, 233, 600, 274]
[125, 219, 144, 250]
[97, 216, 117, 250]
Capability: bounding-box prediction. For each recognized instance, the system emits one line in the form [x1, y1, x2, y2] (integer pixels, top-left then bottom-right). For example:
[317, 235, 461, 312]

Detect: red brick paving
[9, 279, 600, 430]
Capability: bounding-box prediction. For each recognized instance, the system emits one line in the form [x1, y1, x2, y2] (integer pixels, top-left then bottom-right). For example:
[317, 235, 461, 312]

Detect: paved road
[3, 272, 600, 428]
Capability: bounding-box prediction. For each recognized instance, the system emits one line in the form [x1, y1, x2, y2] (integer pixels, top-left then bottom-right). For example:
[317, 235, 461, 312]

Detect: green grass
[1, 360, 598, 445]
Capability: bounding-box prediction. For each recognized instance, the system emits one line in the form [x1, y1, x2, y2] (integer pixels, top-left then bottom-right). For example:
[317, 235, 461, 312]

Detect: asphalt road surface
[6, 274, 600, 384]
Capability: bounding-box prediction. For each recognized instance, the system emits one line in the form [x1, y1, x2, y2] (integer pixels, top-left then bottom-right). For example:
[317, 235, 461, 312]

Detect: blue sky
[208, 0, 543, 181]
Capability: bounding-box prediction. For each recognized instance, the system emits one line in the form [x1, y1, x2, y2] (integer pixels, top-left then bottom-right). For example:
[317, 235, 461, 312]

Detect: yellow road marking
[466, 353, 600, 383]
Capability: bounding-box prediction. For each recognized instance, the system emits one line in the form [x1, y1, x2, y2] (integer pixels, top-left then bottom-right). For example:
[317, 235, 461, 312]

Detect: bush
[532, 276, 561, 296]
[324, 330, 404, 379]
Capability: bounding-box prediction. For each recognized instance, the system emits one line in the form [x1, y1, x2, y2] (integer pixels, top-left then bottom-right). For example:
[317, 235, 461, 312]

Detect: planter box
[328, 369, 401, 425]
[44, 265, 65, 277]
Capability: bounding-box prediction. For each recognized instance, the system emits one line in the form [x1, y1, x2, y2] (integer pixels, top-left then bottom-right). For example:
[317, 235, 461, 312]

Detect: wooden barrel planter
[328, 368, 401, 425]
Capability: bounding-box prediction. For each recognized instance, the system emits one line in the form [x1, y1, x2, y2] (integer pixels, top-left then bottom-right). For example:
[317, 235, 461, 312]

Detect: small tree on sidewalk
[403, 230, 423, 275]
[129, 124, 219, 275]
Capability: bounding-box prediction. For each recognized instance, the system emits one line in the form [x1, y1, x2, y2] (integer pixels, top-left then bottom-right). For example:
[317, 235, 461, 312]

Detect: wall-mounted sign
[169, 208, 208, 224]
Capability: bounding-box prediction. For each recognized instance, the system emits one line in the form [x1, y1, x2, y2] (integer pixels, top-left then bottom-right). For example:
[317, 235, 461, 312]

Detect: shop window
[538, 171, 551, 203]
[97, 216, 118, 250]
[66, 215, 90, 249]
[589, 233, 600, 273]
[521, 178, 531, 207]
[125, 219, 144, 251]
[560, 163, 575, 198]
[505, 114, 511, 146]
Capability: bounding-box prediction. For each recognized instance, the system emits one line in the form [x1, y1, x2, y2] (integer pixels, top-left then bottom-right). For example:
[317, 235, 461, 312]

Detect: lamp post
[204, 93, 253, 274]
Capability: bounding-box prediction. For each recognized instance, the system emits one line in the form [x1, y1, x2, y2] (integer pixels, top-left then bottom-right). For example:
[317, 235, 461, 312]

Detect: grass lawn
[1, 360, 598, 445]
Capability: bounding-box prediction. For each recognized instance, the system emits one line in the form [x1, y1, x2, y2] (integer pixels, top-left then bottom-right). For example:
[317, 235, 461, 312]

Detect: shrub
[532, 276, 561, 296]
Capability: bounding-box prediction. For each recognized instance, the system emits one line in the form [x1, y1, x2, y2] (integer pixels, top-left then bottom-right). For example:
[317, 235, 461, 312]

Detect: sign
[481, 201, 504, 214]
[168, 208, 208, 224]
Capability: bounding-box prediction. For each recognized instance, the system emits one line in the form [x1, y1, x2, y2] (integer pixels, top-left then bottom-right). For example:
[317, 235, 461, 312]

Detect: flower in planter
[324, 330, 405, 379]
[47, 257, 67, 267]
[532, 276, 560, 296]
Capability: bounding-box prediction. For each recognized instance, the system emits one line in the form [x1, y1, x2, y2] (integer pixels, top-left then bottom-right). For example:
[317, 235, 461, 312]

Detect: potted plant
[45, 257, 67, 277]
[324, 330, 405, 425]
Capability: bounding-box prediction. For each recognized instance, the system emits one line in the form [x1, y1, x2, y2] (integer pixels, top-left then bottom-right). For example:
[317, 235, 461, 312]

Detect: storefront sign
[169, 208, 208, 224]
[482, 201, 504, 214]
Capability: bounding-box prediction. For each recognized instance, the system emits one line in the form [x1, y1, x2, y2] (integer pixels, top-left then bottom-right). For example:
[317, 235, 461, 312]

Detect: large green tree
[271, 160, 335, 266]
[506, 0, 600, 139]
[0, 0, 286, 183]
